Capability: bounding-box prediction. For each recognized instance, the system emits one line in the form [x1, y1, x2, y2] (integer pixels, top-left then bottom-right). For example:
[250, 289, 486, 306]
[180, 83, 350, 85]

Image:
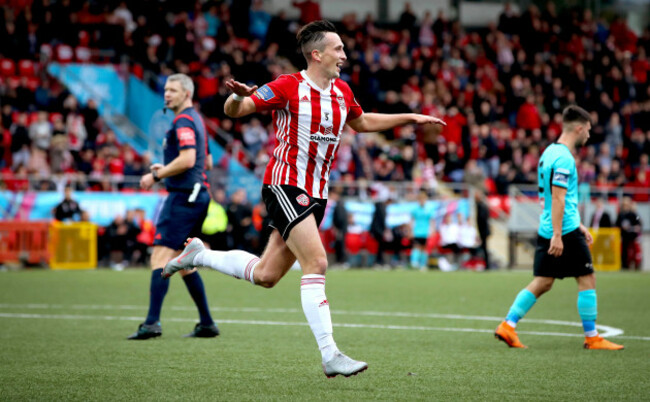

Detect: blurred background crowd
[1, 0, 650, 195]
[0, 0, 648, 269]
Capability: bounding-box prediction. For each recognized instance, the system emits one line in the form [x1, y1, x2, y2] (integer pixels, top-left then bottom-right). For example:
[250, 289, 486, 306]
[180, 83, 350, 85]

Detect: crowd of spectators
[1, 0, 650, 202]
[96, 186, 269, 268]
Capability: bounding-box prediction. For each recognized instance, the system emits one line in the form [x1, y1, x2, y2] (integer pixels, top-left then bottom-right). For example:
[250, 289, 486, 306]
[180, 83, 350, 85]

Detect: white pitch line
[0, 303, 645, 340]
[0, 303, 625, 337]
[0, 312, 598, 338]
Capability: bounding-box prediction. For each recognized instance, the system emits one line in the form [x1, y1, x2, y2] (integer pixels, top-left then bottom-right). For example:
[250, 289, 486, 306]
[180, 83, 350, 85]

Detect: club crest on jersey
[337, 96, 346, 109]
[254, 85, 275, 101]
[296, 194, 310, 206]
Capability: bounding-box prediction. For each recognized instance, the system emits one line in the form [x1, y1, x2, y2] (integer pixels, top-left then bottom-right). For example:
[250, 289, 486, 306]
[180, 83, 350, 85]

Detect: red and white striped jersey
[251, 71, 363, 199]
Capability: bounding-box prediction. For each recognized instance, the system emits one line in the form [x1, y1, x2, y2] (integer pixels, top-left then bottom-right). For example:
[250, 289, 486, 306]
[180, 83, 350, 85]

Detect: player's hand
[225, 78, 258, 97]
[548, 234, 564, 257]
[412, 114, 446, 126]
[150, 163, 163, 172]
[140, 173, 155, 190]
[580, 225, 594, 246]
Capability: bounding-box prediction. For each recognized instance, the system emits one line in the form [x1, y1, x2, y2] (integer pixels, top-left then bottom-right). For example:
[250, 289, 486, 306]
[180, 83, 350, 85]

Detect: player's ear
[311, 49, 322, 63]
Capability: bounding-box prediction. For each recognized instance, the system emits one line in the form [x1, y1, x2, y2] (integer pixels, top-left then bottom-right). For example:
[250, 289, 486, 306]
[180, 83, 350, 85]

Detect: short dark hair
[296, 20, 337, 61]
[562, 105, 591, 125]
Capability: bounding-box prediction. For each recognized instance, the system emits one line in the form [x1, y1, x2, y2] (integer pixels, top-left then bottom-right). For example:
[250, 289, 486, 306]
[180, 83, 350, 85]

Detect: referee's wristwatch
[152, 169, 161, 182]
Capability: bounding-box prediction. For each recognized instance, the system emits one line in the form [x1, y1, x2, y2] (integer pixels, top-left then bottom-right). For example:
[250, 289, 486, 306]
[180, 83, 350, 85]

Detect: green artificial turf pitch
[0, 269, 648, 401]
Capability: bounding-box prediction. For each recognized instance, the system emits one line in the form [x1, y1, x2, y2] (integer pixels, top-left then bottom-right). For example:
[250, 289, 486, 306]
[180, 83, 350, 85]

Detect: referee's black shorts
[533, 228, 594, 279]
[261, 184, 327, 241]
[154, 189, 210, 250]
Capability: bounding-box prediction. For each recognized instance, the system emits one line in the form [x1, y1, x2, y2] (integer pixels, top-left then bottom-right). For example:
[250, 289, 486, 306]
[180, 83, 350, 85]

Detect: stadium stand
[0, 1, 648, 268]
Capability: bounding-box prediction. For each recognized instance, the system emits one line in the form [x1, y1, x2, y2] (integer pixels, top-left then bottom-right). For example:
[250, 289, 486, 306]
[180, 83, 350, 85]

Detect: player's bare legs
[284, 215, 327, 274]
[284, 215, 368, 377]
[576, 273, 595, 291]
[250, 230, 297, 287]
[525, 276, 555, 298]
[169, 216, 368, 376]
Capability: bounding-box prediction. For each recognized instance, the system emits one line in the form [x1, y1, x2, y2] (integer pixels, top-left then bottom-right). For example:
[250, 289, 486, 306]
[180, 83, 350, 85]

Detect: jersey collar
[300, 70, 333, 93]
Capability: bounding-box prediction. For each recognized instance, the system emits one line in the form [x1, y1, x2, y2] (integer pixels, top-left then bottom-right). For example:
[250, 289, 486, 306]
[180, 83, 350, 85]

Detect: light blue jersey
[537, 143, 581, 238]
[412, 205, 433, 238]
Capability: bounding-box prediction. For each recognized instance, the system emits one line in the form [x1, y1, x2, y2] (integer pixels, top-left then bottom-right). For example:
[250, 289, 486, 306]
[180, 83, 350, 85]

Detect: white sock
[194, 249, 260, 285]
[300, 274, 337, 362]
[506, 320, 517, 328]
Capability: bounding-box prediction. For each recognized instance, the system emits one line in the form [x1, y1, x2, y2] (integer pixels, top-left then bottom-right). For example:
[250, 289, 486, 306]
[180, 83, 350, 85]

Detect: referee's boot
[584, 336, 624, 350]
[184, 322, 220, 338]
[162, 238, 205, 279]
[495, 321, 527, 348]
[127, 322, 162, 340]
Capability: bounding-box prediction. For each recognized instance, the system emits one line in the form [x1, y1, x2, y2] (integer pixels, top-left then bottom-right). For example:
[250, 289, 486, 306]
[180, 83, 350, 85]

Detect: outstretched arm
[346, 112, 445, 133]
[224, 79, 258, 118]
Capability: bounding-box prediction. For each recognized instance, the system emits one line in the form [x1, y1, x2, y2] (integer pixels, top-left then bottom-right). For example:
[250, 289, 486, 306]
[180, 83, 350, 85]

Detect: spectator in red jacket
[516, 95, 542, 130]
[292, 0, 321, 24]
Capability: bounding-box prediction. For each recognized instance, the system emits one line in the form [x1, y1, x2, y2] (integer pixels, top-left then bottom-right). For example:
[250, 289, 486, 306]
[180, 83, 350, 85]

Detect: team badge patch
[296, 194, 310, 206]
[553, 168, 570, 185]
[337, 96, 346, 109]
[254, 85, 275, 101]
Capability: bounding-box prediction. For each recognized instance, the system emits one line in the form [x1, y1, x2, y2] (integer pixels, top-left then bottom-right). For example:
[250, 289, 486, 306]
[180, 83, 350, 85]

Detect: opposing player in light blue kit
[495, 105, 623, 350]
[410, 191, 434, 270]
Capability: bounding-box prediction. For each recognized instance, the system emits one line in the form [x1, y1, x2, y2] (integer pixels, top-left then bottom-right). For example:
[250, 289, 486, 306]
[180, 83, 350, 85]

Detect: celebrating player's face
[318, 32, 347, 79]
[164, 81, 189, 113]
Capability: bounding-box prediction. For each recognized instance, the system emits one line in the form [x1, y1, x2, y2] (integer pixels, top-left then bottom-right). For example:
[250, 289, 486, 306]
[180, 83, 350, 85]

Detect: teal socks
[505, 289, 537, 327]
[578, 289, 598, 337]
[410, 249, 420, 268]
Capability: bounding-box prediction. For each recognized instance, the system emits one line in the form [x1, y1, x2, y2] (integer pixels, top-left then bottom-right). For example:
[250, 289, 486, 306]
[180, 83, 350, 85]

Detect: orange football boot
[584, 336, 624, 350]
[495, 321, 527, 348]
